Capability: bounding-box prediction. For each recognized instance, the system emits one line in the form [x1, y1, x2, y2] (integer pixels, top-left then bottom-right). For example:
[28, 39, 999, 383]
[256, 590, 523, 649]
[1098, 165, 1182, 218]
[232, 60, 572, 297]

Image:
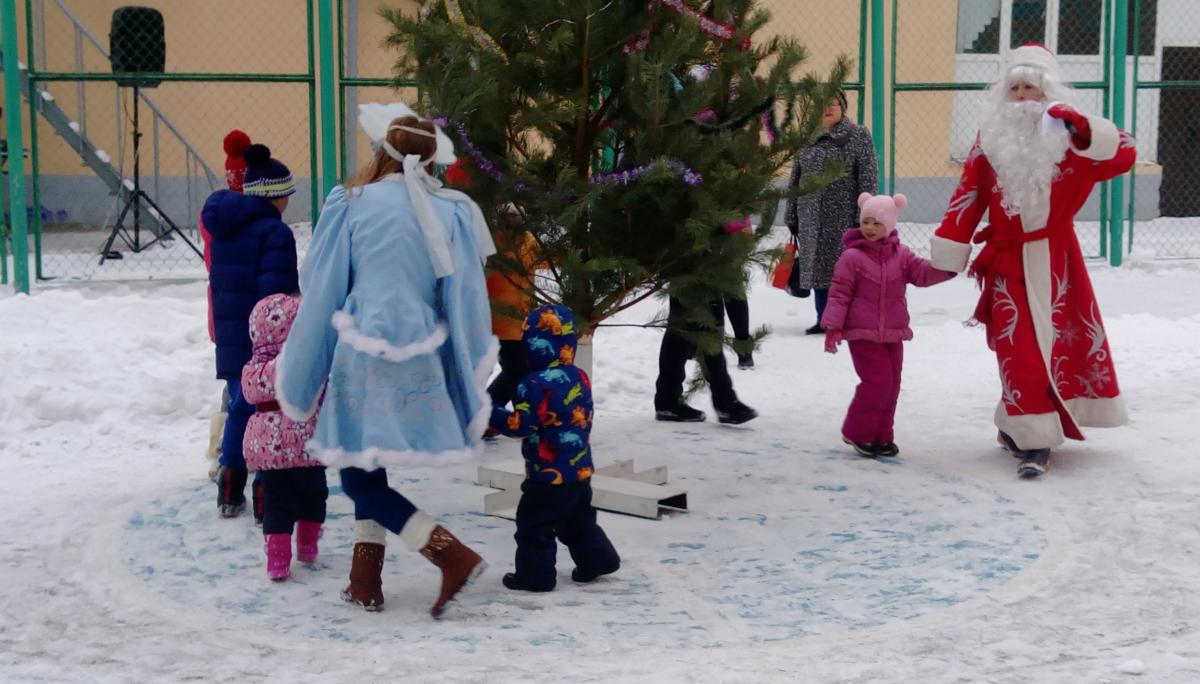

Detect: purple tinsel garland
[434, 115, 702, 188]
[591, 160, 702, 187]
[431, 116, 507, 183]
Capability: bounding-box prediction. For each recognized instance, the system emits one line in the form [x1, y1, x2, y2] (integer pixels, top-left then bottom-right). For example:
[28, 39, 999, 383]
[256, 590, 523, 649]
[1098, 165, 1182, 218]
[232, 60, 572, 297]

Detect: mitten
[1047, 103, 1091, 148]
[824, 329, 843, 354]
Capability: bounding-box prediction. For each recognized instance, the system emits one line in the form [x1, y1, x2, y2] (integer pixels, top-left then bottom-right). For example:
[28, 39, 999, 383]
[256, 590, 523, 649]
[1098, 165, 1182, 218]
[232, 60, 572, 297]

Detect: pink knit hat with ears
[857, 192, 908, 233]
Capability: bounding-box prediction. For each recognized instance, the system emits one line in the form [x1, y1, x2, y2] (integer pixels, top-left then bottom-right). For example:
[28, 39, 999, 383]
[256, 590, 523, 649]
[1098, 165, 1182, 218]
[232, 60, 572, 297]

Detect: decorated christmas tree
[384, 0, 850, 353]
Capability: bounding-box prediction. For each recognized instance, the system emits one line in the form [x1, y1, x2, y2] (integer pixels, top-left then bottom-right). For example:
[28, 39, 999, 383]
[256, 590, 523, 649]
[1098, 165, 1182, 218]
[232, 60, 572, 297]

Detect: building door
[1158, 47, 1200, 216]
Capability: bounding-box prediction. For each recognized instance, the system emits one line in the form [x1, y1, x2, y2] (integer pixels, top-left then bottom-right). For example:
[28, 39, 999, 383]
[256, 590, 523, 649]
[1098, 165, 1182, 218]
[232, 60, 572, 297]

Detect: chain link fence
[16, 0, 317, 282]
[1129, 0, 1200, 258]
[892, 0, 1110, 257]
[890, 0, 1200, 260]
[7, 0, 1200, 289]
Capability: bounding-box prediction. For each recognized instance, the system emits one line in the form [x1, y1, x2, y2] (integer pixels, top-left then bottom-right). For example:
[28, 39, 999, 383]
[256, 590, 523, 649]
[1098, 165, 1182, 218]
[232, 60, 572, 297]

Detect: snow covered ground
[2, 241, 1199, 682]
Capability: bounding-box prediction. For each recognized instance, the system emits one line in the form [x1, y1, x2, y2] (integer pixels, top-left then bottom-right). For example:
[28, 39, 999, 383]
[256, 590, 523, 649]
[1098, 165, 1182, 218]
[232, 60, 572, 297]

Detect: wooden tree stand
[477, 459, 689, 520]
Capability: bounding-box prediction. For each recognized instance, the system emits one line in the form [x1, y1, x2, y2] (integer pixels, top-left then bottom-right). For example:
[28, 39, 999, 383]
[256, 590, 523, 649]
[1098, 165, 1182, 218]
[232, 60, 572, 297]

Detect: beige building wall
[5, 1, 972, 191]
[5, 0, 316, 179]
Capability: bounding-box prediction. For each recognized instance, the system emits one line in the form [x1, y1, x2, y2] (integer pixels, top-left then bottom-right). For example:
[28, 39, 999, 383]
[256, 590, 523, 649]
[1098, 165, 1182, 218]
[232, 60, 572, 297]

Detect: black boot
[715, 400, 757, 425]
[737, 352, 755, 370]
[216, 465, 248, 518]
[655, 402, 706, 422]
[572, 560, 620, 584]
[997, 431, 1025, 459]
[252, 476, 266, 526]
[876, 442, 900, 457]
[502, 572, 555, 592]
[1017, 449, 1051, 478]
[805, 323, 825, 335]
[842, 436, 878, 457]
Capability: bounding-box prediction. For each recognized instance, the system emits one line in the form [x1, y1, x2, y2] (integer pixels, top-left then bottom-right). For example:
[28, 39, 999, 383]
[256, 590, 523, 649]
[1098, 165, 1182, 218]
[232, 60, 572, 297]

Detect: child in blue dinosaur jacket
[488, 304, 620, 592]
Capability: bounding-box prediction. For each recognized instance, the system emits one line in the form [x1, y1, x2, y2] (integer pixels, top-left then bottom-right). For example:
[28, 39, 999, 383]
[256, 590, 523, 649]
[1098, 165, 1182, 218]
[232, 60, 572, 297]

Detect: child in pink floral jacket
[242, 293, 327, 581]
[822, 193, 955, 458]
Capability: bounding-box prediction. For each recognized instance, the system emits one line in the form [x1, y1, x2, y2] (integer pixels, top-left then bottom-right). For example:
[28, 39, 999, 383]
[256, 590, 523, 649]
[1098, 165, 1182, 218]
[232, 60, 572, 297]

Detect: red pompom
[223, 130, 252, 157]
[444, 159, 471, 188]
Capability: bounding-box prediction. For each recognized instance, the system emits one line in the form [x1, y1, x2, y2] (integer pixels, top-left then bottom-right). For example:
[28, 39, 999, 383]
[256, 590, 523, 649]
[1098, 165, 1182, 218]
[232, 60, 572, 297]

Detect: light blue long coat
[276, 178, 497, 469]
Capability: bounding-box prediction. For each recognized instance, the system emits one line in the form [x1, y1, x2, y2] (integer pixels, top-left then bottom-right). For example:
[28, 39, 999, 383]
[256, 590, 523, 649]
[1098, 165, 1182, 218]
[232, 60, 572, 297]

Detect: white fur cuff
[1064, 395, 1128, 428]
[354, 519, 388, 545]
[399, 511, 437, 552]
[930, 236, 972, 273]
[993, 403, 1066, 450]
[1073, 115, 1120, 161]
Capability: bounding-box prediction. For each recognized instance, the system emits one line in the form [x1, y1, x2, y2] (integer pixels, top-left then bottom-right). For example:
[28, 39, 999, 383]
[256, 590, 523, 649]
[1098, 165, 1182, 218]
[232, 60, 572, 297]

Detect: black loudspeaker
[110, 7, 165, 88]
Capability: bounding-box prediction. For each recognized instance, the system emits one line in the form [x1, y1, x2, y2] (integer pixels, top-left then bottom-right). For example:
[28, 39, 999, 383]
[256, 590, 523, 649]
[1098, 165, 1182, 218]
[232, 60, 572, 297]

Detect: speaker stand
[99, 86, 201, 264]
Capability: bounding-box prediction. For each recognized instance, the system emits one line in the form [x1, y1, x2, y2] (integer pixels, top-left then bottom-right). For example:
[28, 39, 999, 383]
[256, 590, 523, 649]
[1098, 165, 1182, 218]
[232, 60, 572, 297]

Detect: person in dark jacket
[201, 130, 252, 486]
[488, 304, 620, 592]
[202, 143, 299, 518]
[785, 89, 879, 334]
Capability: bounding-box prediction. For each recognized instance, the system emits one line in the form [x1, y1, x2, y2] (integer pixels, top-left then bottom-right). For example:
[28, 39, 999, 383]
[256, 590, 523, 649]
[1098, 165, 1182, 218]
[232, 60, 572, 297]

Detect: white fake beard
[979, 101, 1071, 218]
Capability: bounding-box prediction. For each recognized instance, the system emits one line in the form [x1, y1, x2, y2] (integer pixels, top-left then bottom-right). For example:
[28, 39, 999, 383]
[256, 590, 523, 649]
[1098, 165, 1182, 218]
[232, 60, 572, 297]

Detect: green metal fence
[6, 0, 1200, 293]
[890, 0, 1117, 261]
[4, 0, 329, 287]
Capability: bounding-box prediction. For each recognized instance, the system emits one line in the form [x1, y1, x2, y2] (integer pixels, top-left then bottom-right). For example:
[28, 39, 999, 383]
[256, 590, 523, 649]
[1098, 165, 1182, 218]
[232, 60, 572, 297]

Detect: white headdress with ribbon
[357, 102, 496, 277]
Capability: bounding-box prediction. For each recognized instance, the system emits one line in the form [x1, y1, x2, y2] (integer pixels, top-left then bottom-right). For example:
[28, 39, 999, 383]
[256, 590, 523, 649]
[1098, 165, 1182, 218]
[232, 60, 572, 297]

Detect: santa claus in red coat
[930, 45, 1135, 477]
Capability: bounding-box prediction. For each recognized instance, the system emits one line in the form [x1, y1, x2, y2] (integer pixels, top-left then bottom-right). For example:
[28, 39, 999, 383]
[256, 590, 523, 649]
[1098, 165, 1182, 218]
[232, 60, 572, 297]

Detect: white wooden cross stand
[477, 459, 689, 520]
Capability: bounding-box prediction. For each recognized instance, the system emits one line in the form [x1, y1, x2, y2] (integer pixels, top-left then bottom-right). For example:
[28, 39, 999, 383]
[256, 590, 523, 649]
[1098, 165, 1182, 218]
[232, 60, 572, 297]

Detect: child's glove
[1046, 103, 1091, 148]
[824, 330, 843, 354]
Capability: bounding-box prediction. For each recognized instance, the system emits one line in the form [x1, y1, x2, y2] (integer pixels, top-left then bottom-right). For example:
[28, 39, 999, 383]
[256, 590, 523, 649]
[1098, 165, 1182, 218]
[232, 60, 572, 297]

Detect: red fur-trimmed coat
[930, 113, 1135, 450]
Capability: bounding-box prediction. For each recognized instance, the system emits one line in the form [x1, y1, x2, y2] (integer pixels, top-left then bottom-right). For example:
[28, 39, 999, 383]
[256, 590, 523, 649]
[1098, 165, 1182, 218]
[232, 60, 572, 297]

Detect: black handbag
[785, 236, 810, 298]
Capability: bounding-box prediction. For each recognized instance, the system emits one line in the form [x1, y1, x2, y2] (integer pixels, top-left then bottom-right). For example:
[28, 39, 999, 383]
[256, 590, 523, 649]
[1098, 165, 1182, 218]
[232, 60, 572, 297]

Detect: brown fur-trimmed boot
[341, 542, 385, 611]
[418, 525, 486, 619]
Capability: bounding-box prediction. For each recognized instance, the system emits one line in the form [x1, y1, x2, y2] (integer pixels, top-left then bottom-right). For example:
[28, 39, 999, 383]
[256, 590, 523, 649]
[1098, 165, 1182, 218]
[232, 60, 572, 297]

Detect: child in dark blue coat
[202, 143, 299, 518]
[489, 304, 620, 592]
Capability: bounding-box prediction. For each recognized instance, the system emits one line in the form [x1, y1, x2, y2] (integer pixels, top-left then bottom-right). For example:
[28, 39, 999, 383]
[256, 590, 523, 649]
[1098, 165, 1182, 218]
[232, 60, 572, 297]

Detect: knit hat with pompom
[242, 143, 295, 199]
[222, 130, 251, 192]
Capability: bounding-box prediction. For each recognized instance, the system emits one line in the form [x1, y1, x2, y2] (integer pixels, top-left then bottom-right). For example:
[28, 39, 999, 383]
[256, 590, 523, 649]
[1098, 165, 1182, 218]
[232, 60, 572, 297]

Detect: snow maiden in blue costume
[276, 108, 496, 618]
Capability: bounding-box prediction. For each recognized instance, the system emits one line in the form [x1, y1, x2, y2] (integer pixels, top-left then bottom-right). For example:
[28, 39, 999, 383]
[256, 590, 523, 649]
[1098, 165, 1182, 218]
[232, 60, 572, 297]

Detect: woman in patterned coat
[785, 90, 879, 334]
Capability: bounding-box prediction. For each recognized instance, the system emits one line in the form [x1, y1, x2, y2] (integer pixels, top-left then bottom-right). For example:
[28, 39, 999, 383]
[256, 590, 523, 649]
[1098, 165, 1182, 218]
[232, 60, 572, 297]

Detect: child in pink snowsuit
[242, 293, 327, 581]
[822, 193, 955, 457]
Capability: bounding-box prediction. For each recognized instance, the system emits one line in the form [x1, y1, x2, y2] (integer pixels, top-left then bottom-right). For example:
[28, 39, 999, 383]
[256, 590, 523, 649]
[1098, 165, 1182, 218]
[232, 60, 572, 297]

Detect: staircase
[957, 4, 1001, 55]
[10, 0, 219, 242]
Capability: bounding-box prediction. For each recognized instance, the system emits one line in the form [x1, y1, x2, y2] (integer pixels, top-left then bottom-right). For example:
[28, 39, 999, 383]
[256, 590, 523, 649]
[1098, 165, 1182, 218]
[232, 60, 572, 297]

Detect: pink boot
[295, 520, 322, 565]
[265, 533, 292, 581]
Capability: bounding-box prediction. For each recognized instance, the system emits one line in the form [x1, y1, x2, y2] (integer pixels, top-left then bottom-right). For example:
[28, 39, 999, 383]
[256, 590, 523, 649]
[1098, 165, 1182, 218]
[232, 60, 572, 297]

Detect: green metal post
[1098, 0, 1112, 258]
[856, 0, 867, 123]
[887, 0, 897, 195]
[870, 0, 885, 193]
[337, 0, 347, 180]
[2, 0, 30, 293]
[1127, 0, 1141, 249]
[1108, 0, 1128, 266]
[317, 0, 338, 206]
[24, 0, 41, 279]
[307, 0, 321, 224]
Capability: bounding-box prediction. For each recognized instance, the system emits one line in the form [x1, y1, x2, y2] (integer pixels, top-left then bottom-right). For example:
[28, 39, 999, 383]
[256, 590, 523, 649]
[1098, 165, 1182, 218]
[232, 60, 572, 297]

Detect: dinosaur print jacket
[489, 304, 595, 485]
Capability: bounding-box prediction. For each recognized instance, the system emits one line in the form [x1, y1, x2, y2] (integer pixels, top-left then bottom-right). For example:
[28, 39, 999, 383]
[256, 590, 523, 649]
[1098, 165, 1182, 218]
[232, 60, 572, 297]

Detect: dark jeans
[260, 466, 329, 535]
[487, 339, 528, 407]
[339, 467, 417, 534]
[654, 297, 738, 411]
[513, 480, 619, 589]
[219, 378, 254, 468]
[722, 296, 751, 342]
[814, 288, 829, 322]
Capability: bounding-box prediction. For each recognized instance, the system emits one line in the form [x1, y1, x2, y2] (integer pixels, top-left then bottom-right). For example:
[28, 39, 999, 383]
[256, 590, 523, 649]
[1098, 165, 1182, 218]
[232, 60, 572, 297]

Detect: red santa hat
[858, 192, 908, 234]
[222, 129, 252, 192]
[1006, 44, 1062, 82]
